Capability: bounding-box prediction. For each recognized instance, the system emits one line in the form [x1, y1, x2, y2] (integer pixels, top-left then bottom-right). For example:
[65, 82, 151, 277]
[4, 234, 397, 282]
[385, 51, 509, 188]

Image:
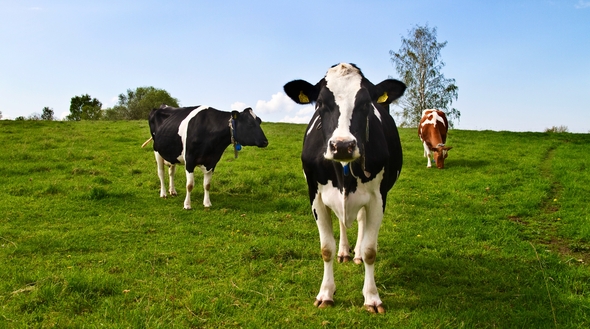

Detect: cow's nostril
[330, 141, 338, 153]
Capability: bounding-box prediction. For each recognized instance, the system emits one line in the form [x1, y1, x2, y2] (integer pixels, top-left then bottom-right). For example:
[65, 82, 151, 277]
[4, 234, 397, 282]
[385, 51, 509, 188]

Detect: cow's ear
[283, 80, 317, 104]
[374, 79, 406, 105]
[231, 110, 239, 119]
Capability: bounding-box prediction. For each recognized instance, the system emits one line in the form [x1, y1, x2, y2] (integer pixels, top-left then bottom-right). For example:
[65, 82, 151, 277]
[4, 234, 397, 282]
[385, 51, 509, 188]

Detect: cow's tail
[141, 137, 153, 148]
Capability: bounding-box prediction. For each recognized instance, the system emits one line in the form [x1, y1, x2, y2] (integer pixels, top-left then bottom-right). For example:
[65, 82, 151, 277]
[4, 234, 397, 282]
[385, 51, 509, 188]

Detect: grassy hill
[1, 120, 589, 328]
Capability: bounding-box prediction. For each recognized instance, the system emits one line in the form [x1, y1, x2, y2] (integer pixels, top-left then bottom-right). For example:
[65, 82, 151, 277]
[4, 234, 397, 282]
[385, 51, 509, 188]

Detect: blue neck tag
[343, 163, 350, 176]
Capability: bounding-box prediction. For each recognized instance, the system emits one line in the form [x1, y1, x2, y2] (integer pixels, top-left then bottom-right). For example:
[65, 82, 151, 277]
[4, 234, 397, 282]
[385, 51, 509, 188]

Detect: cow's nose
[330, 140, 356, 160]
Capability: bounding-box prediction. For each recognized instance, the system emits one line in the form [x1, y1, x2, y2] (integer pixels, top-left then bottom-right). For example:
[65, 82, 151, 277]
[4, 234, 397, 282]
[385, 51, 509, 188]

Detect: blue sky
[1, 0, 589, 133]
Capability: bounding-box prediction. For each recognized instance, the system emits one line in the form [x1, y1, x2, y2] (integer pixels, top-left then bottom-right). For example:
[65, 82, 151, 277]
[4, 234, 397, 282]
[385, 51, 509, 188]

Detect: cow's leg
[154, 152, 167, 198]
[313, 198, 336, 308]
[422, 141, 432, 168]
[183, 170, 194, 210]
[200, 166, 213, 208]
[337, 220, 352, 263]
[353, 207, 366, 264]
[168, 164, 177, 196]
[361, 199, 385, 314]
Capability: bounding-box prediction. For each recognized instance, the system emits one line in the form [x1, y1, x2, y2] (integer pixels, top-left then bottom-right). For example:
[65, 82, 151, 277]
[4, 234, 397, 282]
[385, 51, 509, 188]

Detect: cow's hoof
[314, 299, 334, 309]
[184, 206, 192, 210]
[169, 191, 177, 196]
[337, 255, 352, 263]
[353, 257, 363, 265]
[364, 304, 385, 314]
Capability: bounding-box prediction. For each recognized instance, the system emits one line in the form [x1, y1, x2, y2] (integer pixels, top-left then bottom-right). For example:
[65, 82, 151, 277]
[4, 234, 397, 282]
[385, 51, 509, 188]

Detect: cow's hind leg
[183, 170, 194, 210]
[168, 164, 177, 196]
[361, 200, 385, 313]
[337, 220, 352, 263]
[200, 166, 213, 208]
[154, 152, 168, 198]
[313, 199, 336, 308]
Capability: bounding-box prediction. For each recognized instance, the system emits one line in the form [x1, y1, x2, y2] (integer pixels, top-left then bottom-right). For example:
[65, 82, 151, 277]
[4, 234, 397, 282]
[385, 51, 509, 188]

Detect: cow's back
[151, 107, 197, 164]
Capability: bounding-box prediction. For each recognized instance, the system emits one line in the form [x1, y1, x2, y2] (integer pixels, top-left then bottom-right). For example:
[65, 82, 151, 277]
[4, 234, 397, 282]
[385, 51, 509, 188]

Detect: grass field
[1, 120, 589, 328]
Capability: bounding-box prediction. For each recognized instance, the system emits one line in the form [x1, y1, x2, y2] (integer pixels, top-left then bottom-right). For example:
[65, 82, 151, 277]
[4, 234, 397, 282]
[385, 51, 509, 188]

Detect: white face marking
[323, 63, 363, 160]
[178, 106, 207, 162]
[325, 64, 362, 142]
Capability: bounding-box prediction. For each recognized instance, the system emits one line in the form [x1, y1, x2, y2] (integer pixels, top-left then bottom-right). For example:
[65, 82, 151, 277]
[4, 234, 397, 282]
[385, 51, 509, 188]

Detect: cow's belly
[318, 171, 383, 227]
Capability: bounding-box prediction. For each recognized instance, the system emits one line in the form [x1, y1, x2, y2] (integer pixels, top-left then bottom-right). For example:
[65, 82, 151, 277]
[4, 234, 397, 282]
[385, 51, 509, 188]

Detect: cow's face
[284, 63, 406, 163]
[231, 108, 269, 148]
[433, 146, 452, 169]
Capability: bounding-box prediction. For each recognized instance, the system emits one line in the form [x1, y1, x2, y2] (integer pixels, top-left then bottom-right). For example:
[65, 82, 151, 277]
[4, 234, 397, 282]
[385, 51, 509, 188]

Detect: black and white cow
[284, 63, 406, 313]
[144, 105, 268, 209]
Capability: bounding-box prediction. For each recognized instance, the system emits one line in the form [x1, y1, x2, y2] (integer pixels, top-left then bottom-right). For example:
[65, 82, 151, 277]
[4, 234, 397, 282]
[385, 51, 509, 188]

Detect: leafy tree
[389, 24, 460, 128]
[103, 86, 179, 120]
[15, 116, 25, 121]
[0, 110, 3, 120]
[41, 107, 55, 121]
[67, 94, 102, 121]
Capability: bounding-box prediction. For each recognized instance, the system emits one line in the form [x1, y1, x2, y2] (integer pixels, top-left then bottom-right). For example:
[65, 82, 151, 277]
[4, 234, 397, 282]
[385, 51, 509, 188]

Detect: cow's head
[230, 108, 269, 148]
[284, 63, 405, 163]
[433, 145, 452, 169]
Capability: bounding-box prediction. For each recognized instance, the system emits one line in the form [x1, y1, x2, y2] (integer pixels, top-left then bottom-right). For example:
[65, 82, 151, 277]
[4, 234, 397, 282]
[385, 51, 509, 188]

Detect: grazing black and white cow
[143, 105, 268, 209]
[284, 63, 406, 313]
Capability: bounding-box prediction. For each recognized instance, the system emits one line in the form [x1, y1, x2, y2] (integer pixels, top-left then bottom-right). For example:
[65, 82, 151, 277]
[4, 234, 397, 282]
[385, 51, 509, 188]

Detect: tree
[67, 94, 102, 121]
[41, 107, 55, 121]
[0, 110, 3, 120]
[389, 24, 460, 128]
[103, 86, 179, 120]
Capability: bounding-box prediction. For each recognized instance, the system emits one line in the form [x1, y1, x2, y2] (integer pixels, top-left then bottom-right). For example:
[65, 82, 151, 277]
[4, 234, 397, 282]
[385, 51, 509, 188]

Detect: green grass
[1, 120, 589, 328]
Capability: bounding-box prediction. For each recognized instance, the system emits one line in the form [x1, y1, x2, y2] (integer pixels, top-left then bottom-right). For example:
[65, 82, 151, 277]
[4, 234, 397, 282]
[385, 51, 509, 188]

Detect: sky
[1, 0, 589, 133]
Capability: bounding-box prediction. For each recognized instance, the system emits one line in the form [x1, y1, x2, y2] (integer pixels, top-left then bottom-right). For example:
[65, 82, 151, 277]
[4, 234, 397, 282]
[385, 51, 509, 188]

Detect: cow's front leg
[184, 170, 194, 210]
[313, 200, 336, 308]
[154, 152, 168, 198]
[422, 141, 432, 168]
[361, 201, 385, 314]
[353, 207, 366, 265]
[337, 220, 352, 263]
[168, 164, 177, 196]
[200, 166, 213, 208]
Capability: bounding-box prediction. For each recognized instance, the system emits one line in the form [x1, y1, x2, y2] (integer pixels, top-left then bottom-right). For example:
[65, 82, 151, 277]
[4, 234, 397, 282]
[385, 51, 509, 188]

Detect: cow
[143, 105, 268, 209]
[283, 63, 406, 313]
[418, 109, 452, 169]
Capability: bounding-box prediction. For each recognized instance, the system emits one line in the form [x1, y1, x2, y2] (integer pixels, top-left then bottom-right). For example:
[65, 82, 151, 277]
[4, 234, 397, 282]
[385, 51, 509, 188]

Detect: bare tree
[389, 24, 460, 127]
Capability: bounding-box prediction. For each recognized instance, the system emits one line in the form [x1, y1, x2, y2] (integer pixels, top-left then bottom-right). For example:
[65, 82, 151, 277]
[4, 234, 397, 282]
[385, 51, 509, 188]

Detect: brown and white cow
[418, 109, 452, 169]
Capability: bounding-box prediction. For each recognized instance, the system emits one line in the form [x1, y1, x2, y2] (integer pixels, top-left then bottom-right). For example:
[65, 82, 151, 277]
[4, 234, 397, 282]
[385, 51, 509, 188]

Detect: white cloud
[575, 0, 590, 8]
[230, 102, 248, 111]
[280, 115, 312, 124]
[254, 92, 297, 114]
[280, 105, 314, 123]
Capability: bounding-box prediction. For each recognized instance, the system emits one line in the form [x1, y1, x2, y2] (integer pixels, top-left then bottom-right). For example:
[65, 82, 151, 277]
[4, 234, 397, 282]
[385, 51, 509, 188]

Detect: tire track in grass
[510, 143, 588, 264]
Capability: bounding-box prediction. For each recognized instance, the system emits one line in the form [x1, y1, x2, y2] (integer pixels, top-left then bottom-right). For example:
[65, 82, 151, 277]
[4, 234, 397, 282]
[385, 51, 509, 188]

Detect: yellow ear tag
[298, 91, 310, 104]
[377, 92, 388, 103]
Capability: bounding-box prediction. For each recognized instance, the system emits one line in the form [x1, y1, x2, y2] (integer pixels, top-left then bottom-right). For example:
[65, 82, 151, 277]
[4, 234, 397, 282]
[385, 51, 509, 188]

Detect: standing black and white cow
[284, 63, 406, 313]
[144, 105, 268, 209]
